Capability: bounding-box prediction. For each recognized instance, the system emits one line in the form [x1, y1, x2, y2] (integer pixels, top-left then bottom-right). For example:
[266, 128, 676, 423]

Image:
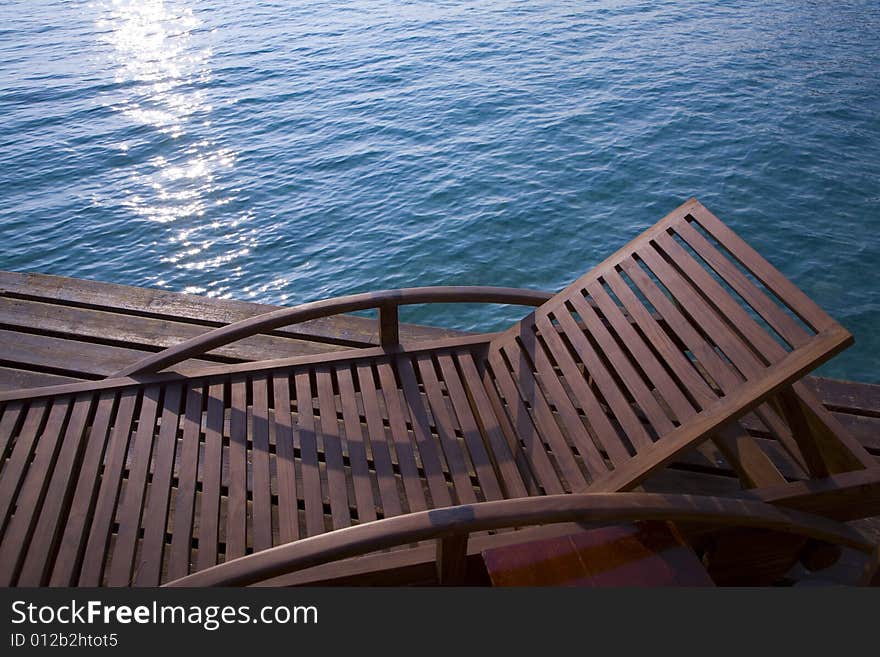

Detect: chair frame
[163, 492, 878, 587]
[2, 198, 879, 587]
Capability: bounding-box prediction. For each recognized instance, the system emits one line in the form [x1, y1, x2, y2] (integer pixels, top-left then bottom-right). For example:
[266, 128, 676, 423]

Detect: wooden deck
[2, 269, 879, 584]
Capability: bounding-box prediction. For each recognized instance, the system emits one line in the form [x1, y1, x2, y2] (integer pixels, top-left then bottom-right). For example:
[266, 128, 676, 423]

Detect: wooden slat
[294, 370, 325, 536]
[0, 400, 50, 535]
[568, 290, 677, 435]
[15, 394, 92, 585]
[166, 382, 203, 580]
[49, 391, 116, 586]
[496, 340, 588, 490]
[550, 306, 654, 453]
[250, 375, 273, 551]
[135, 383, 184, 586]
[602, 268, 718, 409]
[356, 363, 404, 517]
[618, 257, 742, 389]
[194, 380, 226, 572]
[225, 377, 248, 557]
[270, 373, 300, 544]
[335, 366, 377, 523]
[672, 219, 811, 348]
[0, 401, 25, 474]
[484, 350, 565, 495]
[0, 328, 214, 379]
[415, 353, 478, 504]
[394, 356, 453, 507]
[531, 313, 630, 468]
[641, 235, 845, 480]
[585, 277, 697, 422]
[513, 323, 607, 480]
[436, 353, 505, 501]
[588, 326, 852, 493]
[0, 397, 70, 585]
[616, 258, 752, 393]
[107, 384, 161, 586]
[0, 270, 460, 348]
[0, 367, 81, 392]
[375, 361, 429, 512]
[0, 329, 146, 378]
[832, 412, 880, 451]
[455, 353, 530, 498]
[315, 367, 351, 530]
[78, 388, 139, 585]
[686, 203, 835, 332]
[617, 258, 807, 475]
[635, 244, 767, 376]
[806, 377, 880, 417]
[597, 268, 788, 486]
[0, 296, 344, 364]
[653, 231, 787, 362]
[457, 353, 536, 497]
[0, 334, 495, 404]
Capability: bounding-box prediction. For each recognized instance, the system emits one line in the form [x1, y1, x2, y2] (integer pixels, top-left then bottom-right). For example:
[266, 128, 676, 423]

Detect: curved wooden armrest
[162, 492, 875, 587]
[114, 286, 552, 377]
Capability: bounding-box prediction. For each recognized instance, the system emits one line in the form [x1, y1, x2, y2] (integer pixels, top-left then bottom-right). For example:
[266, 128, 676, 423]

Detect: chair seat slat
[49, 391, 116, 586]
[415, 353, 478, 504]
[271, 374, 301, 543]
[18, 393, 93, 586]
[294, 370, 326, 537]
[193, 381, 226, 574]
[107, 384, 161, 586]
[335, 365, 378, 523]
[315, 367, 351, 530]
[166, 383, 203, 581]
[0, 397, 71, 585]
[436, 352, 506, 501]
[135, 383, 184, 586]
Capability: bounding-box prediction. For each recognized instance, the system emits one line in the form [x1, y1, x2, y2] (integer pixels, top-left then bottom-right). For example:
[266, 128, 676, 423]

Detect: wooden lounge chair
[1, 198, 877, 586]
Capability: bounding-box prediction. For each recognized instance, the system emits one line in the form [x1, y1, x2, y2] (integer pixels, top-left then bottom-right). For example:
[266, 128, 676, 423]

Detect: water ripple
[0, 0, 878, 381]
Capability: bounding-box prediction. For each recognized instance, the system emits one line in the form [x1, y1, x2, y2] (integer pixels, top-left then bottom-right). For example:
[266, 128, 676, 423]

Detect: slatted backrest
[485, 198, 855, 493]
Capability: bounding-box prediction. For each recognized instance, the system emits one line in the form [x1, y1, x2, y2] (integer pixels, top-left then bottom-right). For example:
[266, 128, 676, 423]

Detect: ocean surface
[0, 1, 878, 381]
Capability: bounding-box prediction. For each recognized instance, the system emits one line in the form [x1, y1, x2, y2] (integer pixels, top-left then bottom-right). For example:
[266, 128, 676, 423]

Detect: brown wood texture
[163, 492, 875, 587]
[485, 199, 872, 497]
[2, 199, 879, 587]
[0, 341, 516, 584]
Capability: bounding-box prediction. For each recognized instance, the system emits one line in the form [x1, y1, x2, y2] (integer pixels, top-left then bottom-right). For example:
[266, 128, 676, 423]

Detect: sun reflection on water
[94, 0, 266, 298]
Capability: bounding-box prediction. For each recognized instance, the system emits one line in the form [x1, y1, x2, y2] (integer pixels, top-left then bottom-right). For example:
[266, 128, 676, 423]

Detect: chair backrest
[483, 198, 856, 493]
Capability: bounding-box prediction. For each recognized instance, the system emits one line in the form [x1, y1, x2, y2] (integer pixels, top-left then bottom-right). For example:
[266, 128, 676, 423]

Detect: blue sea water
[0, 1, 878, 381]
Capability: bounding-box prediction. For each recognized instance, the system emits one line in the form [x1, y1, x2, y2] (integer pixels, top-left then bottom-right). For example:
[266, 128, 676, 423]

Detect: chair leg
[767, 383, 872, 476]
[436, 534, 469, 585]
[712, 422, 785, 489]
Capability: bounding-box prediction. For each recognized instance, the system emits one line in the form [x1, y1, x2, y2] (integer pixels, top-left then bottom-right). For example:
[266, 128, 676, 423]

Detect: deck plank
[0, 328, 217, 379]
[1, 269, 879, 587]
[0, 296, 345, 362]
[0, 270, 462, 348]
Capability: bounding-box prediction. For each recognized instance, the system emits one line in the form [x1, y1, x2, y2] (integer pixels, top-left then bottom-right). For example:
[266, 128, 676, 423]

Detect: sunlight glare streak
[95, 0, 252, 295]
